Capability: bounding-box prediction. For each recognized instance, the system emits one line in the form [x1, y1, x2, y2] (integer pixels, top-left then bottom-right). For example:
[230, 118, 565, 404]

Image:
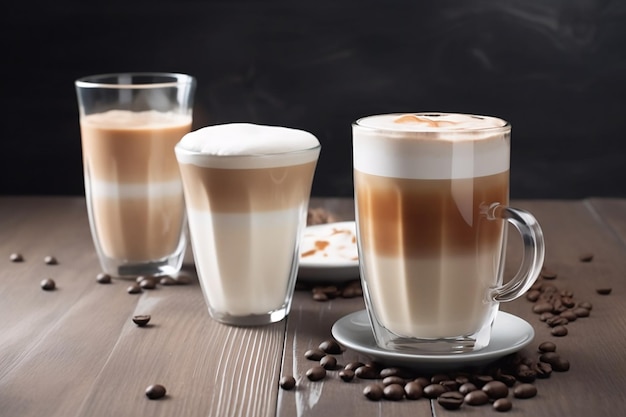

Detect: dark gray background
[2, 0, 625, 198]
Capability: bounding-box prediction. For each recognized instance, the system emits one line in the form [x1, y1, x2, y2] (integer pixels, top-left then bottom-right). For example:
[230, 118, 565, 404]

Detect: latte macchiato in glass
[76, 73, 196, 277]
[353, 113, 545, 353]
[176, 123, 320, 326]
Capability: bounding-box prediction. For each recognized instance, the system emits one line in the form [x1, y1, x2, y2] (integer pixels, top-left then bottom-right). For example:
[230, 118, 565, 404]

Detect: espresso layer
[179, 162, 318, 213]
[355, 170, 509, 257]
[81, 110, 191, 183]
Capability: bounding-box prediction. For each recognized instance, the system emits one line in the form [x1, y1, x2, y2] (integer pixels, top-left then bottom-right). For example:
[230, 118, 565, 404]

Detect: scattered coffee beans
[145, 384, 166, 400]
[578, 253, 594, 262]
[383, 383, 405, 401]
[437, 391, 464, 410]
[132, 315, 151, 327]
[423, 384, 447, 399]
[355, 365, 379, 380]
[493, 398, 513, 412]
[403, 381, 423, 400]
[551, 325, 568, 337]
[482, 381, 509, 399]
[304, 348, 326, 361]
[596, 287, 612, 295]
[44, 255, 58, 265]
[319, 339, 343, 354]
[363, 384, 384, 401]
[320, 355, 337, 370]
[10, 253, 24, 262]
[514, 383, 538, 399]
[127, 284, 142, 294]
[96, 272, 112, 284]
[139, 277, 157, 290]
[306, 366, 326, 381]
[339, 369, 355, 382]
[159, 276, 177, 286]
[279, 375, 296, 390]
[40, 278, 56, 291]
[465, 389, 489, 405]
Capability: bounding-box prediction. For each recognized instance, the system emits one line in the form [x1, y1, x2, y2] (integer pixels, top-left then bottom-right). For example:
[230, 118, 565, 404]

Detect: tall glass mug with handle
[75, 73, 196, 278]
[352, 113, 545, 353]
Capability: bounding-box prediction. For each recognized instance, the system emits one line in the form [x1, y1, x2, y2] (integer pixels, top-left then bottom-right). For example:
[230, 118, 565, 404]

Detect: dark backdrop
[2, 0, 625, 198]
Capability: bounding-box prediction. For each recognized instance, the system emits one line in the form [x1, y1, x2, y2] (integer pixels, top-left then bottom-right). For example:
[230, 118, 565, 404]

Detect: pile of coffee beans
[300, 280, 363, 302]
[279, 338, 571, 412]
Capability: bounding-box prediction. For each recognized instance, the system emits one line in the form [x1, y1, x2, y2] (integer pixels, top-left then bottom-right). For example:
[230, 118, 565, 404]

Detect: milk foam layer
[353, 113, 510, 180]
[176, 123, 321, 169]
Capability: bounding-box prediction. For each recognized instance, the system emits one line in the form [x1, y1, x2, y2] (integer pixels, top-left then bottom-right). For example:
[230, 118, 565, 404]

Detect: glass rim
[354, 112, 511, 135]
[175, 142, 322, 159]
[75, 72, 196, 89]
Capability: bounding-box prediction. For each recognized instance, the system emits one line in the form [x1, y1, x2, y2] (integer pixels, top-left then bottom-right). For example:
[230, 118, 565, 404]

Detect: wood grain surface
[0, 197, 624, 417]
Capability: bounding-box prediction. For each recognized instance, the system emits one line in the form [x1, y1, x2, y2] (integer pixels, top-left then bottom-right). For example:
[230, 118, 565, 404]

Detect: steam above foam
[353, 113, 510, 179]
[176, 123, 321, 169]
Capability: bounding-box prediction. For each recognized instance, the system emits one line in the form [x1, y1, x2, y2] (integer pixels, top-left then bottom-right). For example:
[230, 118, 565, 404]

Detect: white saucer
[298, 221, 359, 281]
[331, 310, 534, 371]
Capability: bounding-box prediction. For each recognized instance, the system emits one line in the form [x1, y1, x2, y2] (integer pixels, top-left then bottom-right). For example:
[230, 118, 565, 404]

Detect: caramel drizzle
[393, 114, 451, 127]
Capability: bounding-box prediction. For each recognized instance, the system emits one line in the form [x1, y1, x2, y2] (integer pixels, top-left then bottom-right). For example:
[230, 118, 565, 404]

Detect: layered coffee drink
[80, 110, 191, 263]
[353, 113, 510, 340]
[176, 123, 320, 325]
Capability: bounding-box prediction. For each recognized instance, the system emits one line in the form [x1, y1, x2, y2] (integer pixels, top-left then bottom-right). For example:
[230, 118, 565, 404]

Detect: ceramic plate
[331, 310, 534, 371]
[298, 221, 359, 281]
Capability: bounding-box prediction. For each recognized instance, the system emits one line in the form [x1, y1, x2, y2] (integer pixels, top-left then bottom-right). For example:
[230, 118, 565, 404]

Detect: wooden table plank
[587, 198, 626, 247]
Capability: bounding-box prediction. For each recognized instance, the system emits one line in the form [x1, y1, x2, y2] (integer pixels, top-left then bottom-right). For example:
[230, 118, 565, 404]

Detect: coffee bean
[534, 361, 553, 379]
[552, 357, 571, 372]
[344, 361, 364, 371]
[305, 366, 326, 381]
[482, 381, 509, 399]
[559, 310, 578, 321]
[458, 382, 478, 395]
[493, 398, 513, 412]
[578, 301, 593, 310]
[472, 374, 494, 387]
[363, 384, 383, 401]
[159, 276, 177, 286]
[516, 368, 537, 383]
[573, 307, 590, 317]
[96, 272, 112, 284]
[437, 391, 464, 410]
[532, 302, 554, 314]
[383, 383, 405, 401]
[173, 273, 192, 285]
[539, 312, 555, 321]
[551, 325, 568, 337]
[319, 339, 343, 354]
[514, 383, 537, 399]
[496, 374, 517, 387]
[355, 365, 379, 380]
[540, 268, 558, 280]
[404, 381, 423, 400]
[44, 255, 58, 265]
[279, 375, 296, 390]
[382, 376, 405, 386]
[440, 380, 459, 391]
[546, 316, 569, 327]
[319, 355, 337, 370]
[430, 373, 450, 384]
[596, 287, 612, 295]
[132, 315, 151, 327]
[465, 389, 489, 405]
[414, 377, 430, 388]
[379, 367, 413, 379]
[538, 341, 557, 353]
[312, 291, 329, 302]
[578, 253, 594, 262]
[526, 289, 541, 301]
[145, 384, 166, 399]
[10, 253, 24, 262]
[539, 352, 560, 365]
[423, 383, 447, 399]
[304, 348, 325, 361]
[561, 296, 576, 308]
[127, 284, 142, 294]
[40, 278, 56, 291]
[455, 375, 470, 385]
[339, 369, 355, 382]
[139, 278, 157, 290]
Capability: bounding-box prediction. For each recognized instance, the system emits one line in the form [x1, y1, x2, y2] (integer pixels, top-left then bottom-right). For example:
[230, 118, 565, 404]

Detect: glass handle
[487, 204, 545, 303]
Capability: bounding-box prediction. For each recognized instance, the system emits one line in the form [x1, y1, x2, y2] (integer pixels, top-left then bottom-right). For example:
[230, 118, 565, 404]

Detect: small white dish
[331, 310, 534, 371]
[298, 221, 359, 281]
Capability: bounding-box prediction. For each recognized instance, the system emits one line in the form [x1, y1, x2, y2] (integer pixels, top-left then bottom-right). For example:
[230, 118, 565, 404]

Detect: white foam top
[81, 110, 191, 128]
[353, 113, 510, 179]
[176, 123, 320, 169]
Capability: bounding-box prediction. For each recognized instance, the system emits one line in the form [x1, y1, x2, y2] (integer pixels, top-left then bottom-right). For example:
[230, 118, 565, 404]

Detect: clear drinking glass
[75, 73, 196, 278]
[353, 113, 545, 353]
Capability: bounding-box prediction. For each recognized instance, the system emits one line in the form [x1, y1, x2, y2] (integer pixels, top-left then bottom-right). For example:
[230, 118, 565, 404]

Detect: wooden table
[1, 196, 625, 417]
